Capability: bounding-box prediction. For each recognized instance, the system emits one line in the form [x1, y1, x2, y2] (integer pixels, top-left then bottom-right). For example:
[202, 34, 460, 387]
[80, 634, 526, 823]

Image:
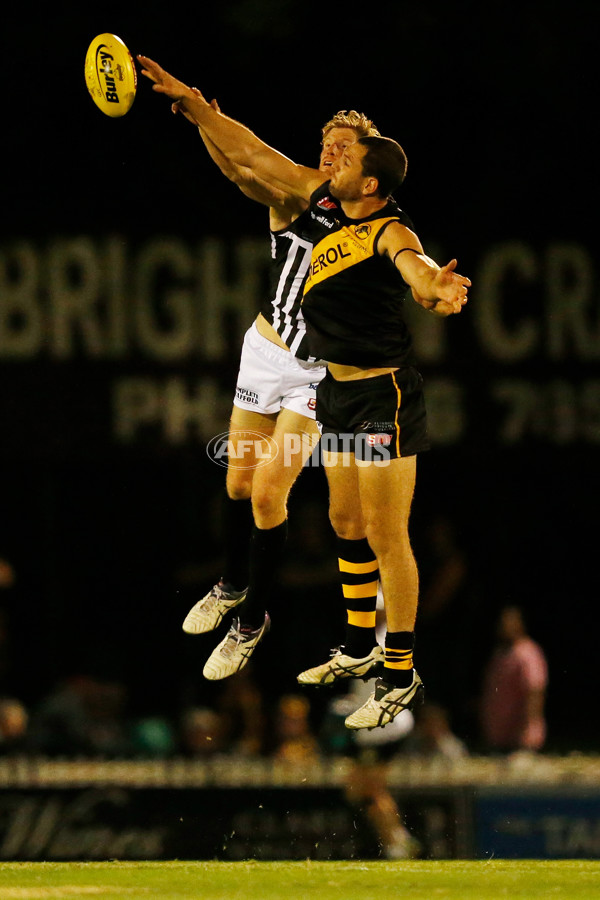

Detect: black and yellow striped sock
[337, 537, 379, 658]
[384, 631, 415, 688]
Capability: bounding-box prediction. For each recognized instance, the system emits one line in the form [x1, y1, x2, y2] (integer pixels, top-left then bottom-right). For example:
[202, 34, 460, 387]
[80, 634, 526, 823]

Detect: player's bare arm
[191, 100, 295, 212]
[138, 55, 326, 202]
[379, 221, 470, 316]
[144, 70, 288, 205]
[200, 126, 294, 210]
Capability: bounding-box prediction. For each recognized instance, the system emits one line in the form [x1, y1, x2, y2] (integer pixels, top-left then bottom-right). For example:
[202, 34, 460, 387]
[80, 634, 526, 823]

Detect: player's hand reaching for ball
[137, 55, 209, 119]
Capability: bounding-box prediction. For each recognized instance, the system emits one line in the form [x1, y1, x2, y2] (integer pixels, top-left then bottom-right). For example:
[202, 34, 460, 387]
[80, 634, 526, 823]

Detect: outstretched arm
[197, 109, 290, 208]
[193, 99, 291, 209]
[138, 55, 326, 203]
[379, 222, 470, 316]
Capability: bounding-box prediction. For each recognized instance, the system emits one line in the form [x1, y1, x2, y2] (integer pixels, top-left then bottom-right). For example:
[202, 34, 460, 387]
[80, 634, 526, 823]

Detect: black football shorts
[316, 367, 430, 461]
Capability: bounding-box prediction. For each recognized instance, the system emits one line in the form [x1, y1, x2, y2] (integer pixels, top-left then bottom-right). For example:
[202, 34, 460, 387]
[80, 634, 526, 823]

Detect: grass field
[0, 860, 598, 899]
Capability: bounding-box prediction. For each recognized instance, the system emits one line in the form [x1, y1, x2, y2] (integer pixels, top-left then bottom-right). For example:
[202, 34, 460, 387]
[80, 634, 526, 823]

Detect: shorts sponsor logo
[318, 433, 392, 465]
[366, 433, 392, 446]
[235, 387, 259, 406]
[359, 421, 395, 432]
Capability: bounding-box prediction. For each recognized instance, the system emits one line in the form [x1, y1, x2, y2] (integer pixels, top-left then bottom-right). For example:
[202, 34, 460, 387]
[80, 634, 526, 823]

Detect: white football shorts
[233, 321, 326, 419]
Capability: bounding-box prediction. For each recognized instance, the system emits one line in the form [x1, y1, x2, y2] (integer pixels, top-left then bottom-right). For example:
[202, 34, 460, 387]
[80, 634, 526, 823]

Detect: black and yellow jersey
[302, 182, 416, 367]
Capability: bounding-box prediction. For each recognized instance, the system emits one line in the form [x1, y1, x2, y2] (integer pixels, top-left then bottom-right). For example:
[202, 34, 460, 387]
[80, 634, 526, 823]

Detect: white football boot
[182, 582, 247, 635]
[345, 671, 424, 730]
[203, 613, 271, 681]
[297, 645, 384, 686]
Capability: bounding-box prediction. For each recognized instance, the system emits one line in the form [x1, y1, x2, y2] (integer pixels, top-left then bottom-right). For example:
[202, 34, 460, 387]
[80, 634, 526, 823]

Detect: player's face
[328, 142, 370, 200]
[319, 127, 359, 173]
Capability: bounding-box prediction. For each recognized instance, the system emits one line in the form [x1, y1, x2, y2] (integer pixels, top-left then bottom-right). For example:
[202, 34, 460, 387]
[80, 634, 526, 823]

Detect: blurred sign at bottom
[0, 786, 466, 861]
[474, 789, 600, 859]
[6, 783, 599, 860]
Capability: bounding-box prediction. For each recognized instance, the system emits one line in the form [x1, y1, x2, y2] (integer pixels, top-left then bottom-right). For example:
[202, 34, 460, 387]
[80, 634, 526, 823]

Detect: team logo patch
[307, 398, 316, 411]
[354, 224, 372, 240]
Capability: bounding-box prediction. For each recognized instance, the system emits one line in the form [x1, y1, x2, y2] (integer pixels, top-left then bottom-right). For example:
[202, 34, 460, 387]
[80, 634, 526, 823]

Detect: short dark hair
[358, 136, 408, 198]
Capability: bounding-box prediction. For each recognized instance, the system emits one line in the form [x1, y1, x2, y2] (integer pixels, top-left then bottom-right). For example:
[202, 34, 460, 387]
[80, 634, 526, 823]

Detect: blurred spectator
[26, 673, 133, 757]
[0, 559, 17, 694]
[403, 702, 468, 760]
[412, 513, 479, 735]
[215, 666, 267, 756]
[131, 716, 177, 758]
[0, 608, 14, 695]
[179, 706, 226, 757]
[272, 694, 320, 763]
[0, 558, 16, 591]
[480, 605, 549, 753]
[0, 697, 28, 754]
[277, 490, 342, 692]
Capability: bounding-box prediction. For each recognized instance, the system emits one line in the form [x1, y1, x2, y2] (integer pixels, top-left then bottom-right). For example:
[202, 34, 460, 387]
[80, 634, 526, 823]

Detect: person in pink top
[480, 606, 549, 753]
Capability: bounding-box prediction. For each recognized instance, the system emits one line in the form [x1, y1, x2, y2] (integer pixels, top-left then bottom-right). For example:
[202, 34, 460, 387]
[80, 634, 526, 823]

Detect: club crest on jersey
[354, 224, 372, 240]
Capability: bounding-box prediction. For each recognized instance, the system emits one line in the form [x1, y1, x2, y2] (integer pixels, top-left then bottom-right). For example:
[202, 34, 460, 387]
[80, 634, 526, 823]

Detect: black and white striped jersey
[261, 199, 340, 360]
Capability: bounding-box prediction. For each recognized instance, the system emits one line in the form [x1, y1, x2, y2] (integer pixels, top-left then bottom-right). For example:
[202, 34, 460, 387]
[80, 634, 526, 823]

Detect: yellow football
[84, 33, 137, 118]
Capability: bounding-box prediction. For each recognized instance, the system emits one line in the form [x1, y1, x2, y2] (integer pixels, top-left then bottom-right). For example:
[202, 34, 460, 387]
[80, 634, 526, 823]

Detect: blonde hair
[321, 109, 380, 141]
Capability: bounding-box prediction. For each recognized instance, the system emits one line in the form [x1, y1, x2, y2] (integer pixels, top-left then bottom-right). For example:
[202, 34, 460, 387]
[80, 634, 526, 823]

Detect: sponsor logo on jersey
[309, 242, 352, 276]
[304, 215, 401, 295]
[310, 211, 337, 229]
[307, 398, 316, 411]
[317, 196, 338, 210]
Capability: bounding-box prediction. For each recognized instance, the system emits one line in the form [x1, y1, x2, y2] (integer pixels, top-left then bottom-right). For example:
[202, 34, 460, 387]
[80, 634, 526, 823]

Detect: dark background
[1, 1, 598, 751]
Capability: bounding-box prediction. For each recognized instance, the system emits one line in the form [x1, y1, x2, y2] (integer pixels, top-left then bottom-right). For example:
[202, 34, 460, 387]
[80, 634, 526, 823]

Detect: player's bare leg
[203, 409, 320, 680]
[323, 449, 366, 541]
[297, 450, 383, 686]
[250, 407, 320, 530]
[345, 454, 424, 730]
[357, 454, 418, 634]
[182, 406, 277, 634]
[225, 405, 280, 501]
